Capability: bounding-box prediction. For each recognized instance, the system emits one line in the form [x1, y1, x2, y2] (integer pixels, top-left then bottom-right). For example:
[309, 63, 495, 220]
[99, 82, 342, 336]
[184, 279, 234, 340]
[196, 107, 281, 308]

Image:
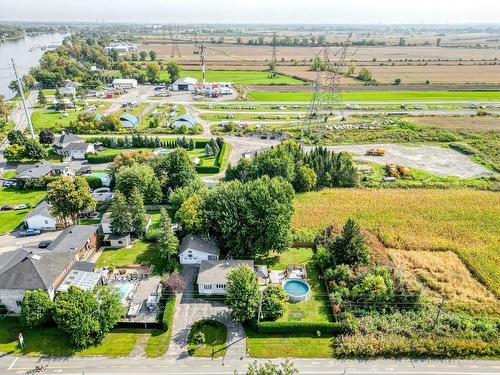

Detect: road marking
[7, 357, 18, 370]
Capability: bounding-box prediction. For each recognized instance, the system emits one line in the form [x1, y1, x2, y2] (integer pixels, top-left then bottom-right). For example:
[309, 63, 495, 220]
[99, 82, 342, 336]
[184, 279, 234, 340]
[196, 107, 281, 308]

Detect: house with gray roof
[22, 201, 65, 231]
[197, 260, 254, 295]
[62, 142, 94, 160]
[179, 234, 220, 265]
[0, 225, 100, 314]
[16, 162, 72, 180]
[53, 132, 83, 155]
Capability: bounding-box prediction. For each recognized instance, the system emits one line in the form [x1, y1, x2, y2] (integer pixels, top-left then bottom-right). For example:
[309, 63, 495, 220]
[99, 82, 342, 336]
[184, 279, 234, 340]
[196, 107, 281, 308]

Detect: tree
[149, 50, 157, 61]
[166, 61, 181, 83]
[22, 138, 47, 160]
[175, 194, 204, 234]
[394, 78, 402, 85]
[329, 219, 369, 267]
[348, 63, 356, 76]
[225, 264, 260, 322]
[99, 115, 121, 132]
[7, 129, 26, 145]
[204, 143, 213, 157]
[3, 144, 25, 161]
[115, 163, 162, 204]
[293, 164, 317, 192]
[0, 95, 9, 121]
[20, 290, 53, 329]
[169, 178, 208, 214]
[139, 50, 148, 61]
[110, 191, 131, 235]
[128, 187, 147, 237]
[117, 61, 135, 78]
[204, 177, 294, 258]
[239, 360, 298, 375]
[150, 148, 197, 192]
[261, 284, 288, 321]
[146, 62, 161, 83]
[53, 286, 124, 349]
[158, 207, 179, 260]
[357, 67, 373, 82]
[37, 90, 47, 106]
[162, 271, 185, 295]
[46, 176, 96, 226]
[39, 129, 54, 145]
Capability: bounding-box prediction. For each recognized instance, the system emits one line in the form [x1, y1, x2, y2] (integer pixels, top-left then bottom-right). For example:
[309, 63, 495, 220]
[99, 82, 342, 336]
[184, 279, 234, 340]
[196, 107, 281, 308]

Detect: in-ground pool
[282, 278, 311, 302]
[112, 282, 135, 303]
[89, 172, 111, 187]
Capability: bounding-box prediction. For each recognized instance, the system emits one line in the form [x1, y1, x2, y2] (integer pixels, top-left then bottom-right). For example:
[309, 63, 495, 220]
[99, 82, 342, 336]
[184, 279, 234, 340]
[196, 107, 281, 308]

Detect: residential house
[62, 142, 95, 160]
[179, 234, 220, 265]
[57, 81, 81, 97]
[120, 113, 139, 128]
[171, 77, 197, 91]
[0, 225, 100, 313]
[16, 162, 73, 181]
[171, 114, 196, 129]
[197, 260, 254, 295]
[22, 201, 65, 231]
[53, 133, 83, 155]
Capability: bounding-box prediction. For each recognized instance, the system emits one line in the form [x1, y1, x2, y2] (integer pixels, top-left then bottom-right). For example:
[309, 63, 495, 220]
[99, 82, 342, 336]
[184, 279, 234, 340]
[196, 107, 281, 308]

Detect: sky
[1, 0, 500, 24]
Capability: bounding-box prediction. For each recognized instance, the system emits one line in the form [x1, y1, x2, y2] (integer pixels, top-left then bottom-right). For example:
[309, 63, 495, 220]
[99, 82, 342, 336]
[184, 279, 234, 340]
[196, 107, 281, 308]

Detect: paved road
[166, 266, 246, 361]
[0, 230, 62, 254]
[0, 355, 498, 374]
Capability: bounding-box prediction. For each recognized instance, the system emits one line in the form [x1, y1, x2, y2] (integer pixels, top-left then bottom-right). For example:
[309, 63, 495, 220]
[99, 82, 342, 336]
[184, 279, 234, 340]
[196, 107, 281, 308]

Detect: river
[0, 32, 68, 99]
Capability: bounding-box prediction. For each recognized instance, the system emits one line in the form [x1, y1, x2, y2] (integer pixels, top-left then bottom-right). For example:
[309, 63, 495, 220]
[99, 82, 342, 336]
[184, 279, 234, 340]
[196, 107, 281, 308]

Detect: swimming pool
[112, 282, 135, 303]
[283, 278, 311, 302]
[89, 172, 111, 187]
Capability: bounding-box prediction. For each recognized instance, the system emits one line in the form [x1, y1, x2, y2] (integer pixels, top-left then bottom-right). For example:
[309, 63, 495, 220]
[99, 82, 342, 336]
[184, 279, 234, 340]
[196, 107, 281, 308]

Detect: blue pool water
[283, 279, 310, 297]
[112, 282, 135, 302]
[89, 172, 109, 181]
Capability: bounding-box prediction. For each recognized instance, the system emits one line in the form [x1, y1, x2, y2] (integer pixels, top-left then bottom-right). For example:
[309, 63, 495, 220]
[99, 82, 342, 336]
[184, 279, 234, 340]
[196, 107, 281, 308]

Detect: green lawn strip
[256, 248, 332, 323]
[0, 317, 139, 357]
[145, 297, 176, 358]
[96, 239, 168, 275]
[156, 70, 305, 85]
[248, 91, 500, 102]
[0, 210, 30, 234]
[0, 188, 45, 206]
[1, 170, 16, 179]
[245, 329, 334, 358]
[188, 320, 227, 358]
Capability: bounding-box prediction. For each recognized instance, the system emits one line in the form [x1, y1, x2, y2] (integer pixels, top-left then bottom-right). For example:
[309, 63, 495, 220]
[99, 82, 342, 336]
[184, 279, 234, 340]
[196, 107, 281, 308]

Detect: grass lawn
[293, 189, 500, 295]
[96, 239, 168, 275]
[157, 70, 305, 85]
[248, 90, 500, 102]
[188, 320, 227, 358]
[246, 330, 334, 358]
[257, 248, 332, 323]
[145, 297, 176, 358]
[0, 317, 139, 357]
[0, 188, 46, 234]
[1, 170, 16, 179]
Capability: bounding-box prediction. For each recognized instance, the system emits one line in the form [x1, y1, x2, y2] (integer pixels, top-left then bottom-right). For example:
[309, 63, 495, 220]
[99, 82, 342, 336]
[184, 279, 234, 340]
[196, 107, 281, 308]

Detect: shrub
[85, 176, 103, 190]
[20, 290, 54, 329]
[85, 152, 116, 164]
[195, 165, 220, 174]
[261, 284, 288, 321]
[256, 321, 344, 334]
[162, 297, 176, 330]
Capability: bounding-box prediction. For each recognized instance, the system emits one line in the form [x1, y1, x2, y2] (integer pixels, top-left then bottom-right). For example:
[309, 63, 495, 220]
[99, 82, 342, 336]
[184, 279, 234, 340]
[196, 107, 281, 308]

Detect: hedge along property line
[215, 143, 231, 169]
[162, 297, 176, 330]
[255, 321, 344, 335]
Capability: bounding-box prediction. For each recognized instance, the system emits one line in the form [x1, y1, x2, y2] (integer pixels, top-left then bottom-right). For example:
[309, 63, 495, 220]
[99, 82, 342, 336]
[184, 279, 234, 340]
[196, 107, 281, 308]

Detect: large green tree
[158, 207, 179, 260]
[204, 177, 294, 258]
[110, 191, 131, 235]
[225, 264, 260, 322]
[150, 148, 197, 193]
[46, 177, 96, 226]
[20, 290, 54, 329]
[128, 187, 147, 237]
[261, 284, 288, 321]
[175, 194, 204, 234]
[169, 178, 208, 214]
[329, 219, 369, 267]
[115, 163, 162, 204]
[165, 61, 181, 83]
[146, 62, 161, 83]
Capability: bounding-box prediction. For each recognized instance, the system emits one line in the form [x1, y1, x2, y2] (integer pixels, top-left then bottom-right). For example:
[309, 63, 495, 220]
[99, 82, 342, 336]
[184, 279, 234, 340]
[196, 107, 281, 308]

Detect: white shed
[179, 234, 219, 265]
[112, 78, 138, 89]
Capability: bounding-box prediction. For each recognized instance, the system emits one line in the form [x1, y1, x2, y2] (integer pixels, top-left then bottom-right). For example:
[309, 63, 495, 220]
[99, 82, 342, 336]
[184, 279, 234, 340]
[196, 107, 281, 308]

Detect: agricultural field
[408, 115, 500, 131]
[247, 90, 500, 102]
[293, 189, 500, 296]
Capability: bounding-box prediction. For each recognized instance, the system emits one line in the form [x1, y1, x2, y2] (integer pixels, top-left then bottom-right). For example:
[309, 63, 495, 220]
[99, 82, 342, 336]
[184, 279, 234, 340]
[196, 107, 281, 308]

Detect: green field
[168, 70, 305, 85]
[0, 189, 46, 234]
[248, 91, 500, 102]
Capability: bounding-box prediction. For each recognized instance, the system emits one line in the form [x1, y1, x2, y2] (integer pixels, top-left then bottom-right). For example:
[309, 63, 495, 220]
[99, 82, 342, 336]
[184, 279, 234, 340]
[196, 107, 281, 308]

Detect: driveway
[166, 265, 247, 361]
[0, 230, 63, 254]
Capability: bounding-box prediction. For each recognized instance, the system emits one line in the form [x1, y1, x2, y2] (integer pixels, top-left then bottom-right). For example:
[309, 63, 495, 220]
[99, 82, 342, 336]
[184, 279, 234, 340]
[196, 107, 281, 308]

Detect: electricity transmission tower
[11, 58, 35, 139]
[169, 24, 181, 58]
[301, 34, 352, 140]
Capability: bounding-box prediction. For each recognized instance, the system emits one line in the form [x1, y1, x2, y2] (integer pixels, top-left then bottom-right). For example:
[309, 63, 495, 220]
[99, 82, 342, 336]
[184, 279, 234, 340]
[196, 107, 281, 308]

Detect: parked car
[13, 204, 29, 210]
[3, 179, 16, 187]
[19, 229, 41, 237]
[0, 205, 14, 211]
[38, 240, 52, 248]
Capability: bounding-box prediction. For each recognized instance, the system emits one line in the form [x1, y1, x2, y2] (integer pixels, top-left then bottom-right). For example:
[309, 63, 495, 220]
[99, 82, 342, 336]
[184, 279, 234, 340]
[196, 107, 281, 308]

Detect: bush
[256, 321, 344, 334]
[215, 143, 231, 169]
[85, 176, 103, 190]
[162, 297, 176, 330]
[195, 165, 220, 174]
[85, 152, 116, 164]
[20, 290, 54, 329]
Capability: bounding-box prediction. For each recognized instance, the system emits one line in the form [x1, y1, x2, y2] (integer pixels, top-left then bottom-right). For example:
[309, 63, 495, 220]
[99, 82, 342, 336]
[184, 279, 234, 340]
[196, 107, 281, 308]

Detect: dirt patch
[408, 116, 500, 131]
[388, 249, 499, 315]
[307, 143, 493, 178]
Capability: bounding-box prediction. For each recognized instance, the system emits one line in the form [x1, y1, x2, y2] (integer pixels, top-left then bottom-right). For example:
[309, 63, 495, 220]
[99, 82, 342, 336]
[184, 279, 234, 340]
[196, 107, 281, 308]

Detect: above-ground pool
[282, 278, 311, 302]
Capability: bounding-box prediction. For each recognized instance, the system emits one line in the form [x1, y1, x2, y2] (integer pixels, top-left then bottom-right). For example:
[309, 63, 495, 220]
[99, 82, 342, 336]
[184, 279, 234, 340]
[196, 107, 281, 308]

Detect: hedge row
[162, 297, 176, 330]
[215, 143, 231, 169]
[85, 152, 116, 164]
[196, 165, 220, 174]
[256, 321, 344, 334]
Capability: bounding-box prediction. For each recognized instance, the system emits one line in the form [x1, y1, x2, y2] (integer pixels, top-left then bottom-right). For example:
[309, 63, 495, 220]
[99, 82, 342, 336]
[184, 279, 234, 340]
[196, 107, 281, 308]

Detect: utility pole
[257, 289, 264, 323]
[11, 58, 35, 139]
[432, 294, 446, 329]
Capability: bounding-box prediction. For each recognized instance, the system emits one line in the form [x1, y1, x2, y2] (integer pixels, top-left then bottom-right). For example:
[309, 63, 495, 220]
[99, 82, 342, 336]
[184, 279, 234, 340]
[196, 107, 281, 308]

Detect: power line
[11, 57, 35, 139]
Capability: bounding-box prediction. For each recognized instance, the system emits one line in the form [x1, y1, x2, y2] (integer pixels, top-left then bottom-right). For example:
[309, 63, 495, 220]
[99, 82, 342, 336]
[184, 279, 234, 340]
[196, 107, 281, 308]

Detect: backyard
[0, 188, 46, 234]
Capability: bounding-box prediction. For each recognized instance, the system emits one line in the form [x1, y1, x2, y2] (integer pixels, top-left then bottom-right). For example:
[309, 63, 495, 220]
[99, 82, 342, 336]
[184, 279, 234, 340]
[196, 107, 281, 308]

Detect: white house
[171, 77, 198, 91]
[53, 133, 83, 156]
[197, 260, 254, 295]
[179, 234, 219, 265]
[62, 143, 95, 160]
[22, 201, 62, 231]
[112, 78, 138, 89]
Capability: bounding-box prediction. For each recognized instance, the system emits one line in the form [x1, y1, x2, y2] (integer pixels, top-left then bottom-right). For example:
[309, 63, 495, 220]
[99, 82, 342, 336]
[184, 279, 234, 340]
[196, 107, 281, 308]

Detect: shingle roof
[16, 162, 54, 179]
[180, 234, 220, 256]
[23, 201, 53, 221]
[197, 260, 254, 285]
[0, 225, 99, 291]
[55, 133, 82, 148]
[62, 142, 93, 152]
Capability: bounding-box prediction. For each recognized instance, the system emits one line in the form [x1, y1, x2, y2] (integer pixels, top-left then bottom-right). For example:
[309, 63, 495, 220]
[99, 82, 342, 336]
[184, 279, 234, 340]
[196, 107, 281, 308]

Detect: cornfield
[293, 189, 500, 295]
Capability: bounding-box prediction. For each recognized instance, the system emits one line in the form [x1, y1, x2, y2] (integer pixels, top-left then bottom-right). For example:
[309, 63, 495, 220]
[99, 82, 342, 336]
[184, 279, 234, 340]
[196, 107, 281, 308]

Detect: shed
[179, 234, 219, 265]
[171, 77, 198, 91]
[120, 113, 139, 128]
[112, 78, 138, 89]
[103, 233, 131, 248]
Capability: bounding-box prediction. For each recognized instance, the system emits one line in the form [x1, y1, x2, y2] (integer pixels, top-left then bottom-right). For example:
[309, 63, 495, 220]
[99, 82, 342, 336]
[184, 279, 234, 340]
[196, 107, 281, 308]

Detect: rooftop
[197, 260, 254, 285]
[180, 234, 220, 256]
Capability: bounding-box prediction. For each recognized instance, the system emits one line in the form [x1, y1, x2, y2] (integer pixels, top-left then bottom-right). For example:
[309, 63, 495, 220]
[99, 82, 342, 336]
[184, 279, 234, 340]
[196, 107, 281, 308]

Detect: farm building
[120, 113, 139, 128]
[171, 77, 198, 91]
[112, 78, 138, 89]
[171, 114, 196, 129]
[179, 234, 219, 265]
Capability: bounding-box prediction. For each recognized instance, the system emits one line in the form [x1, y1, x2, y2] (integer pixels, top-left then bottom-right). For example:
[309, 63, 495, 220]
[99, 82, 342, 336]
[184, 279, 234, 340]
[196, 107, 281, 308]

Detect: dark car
[38, 240, 52, 249]
[0, 205, 14, 211]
